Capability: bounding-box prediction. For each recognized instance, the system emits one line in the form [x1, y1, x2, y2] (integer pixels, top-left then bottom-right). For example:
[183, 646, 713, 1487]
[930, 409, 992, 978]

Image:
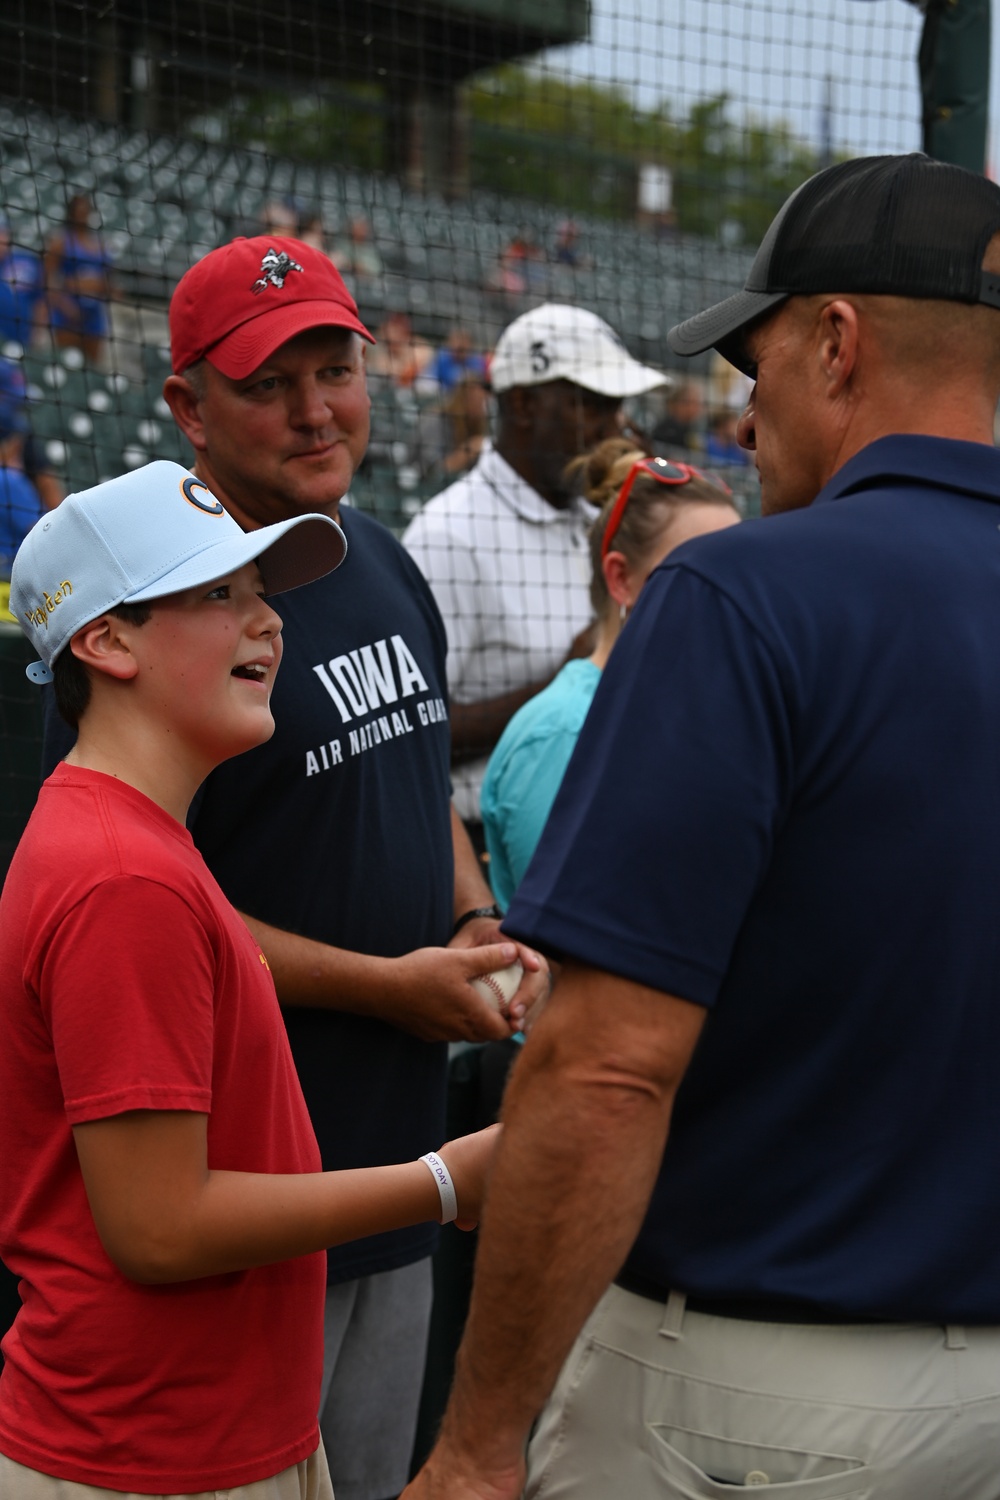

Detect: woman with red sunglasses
[481, 439, 740, 913]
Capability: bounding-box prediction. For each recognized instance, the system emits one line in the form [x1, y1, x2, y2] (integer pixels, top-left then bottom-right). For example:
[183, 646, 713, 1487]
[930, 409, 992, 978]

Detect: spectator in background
[482, 440, 739, 911]
[403, 303, 667, 848]
[260, 197, 300, 237]
[297, 213, 329, 255]
[331, 216, 383, 280]
[416, 374, 491, 484]
[0, 216, 43, 350]
[22, 442, 63, 514]
[368, 310, 433, 388]
[0, 355, 64, 520]
[552, 219, 588, 269]
[651, 377, 704, 456]
[490, 228, 546, 297]
[0, 360, 44, 607]
[653, 205, 680, 242]
[704, 408, 751, 468]
[425, 326, 488, 393]
[708, 347, 753, 414]
[43, 194, 115, 366]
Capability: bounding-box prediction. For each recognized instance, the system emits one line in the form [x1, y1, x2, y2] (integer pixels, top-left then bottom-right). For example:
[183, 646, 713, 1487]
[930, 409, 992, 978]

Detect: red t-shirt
[0, 766, 326, 1492]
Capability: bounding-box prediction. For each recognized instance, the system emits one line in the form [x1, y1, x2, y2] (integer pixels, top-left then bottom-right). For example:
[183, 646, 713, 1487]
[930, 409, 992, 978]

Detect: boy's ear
[69, 616, 141, 682]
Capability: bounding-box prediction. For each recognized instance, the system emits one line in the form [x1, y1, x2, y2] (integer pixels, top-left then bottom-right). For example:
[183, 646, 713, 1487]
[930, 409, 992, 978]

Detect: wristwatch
[452, 903, 502, 935]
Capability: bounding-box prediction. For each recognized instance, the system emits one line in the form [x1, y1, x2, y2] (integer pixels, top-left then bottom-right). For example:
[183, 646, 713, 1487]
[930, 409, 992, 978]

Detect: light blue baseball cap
[12, 459, 347, 684]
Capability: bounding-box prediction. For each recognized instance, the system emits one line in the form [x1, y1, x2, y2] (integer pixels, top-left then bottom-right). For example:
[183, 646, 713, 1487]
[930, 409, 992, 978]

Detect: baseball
[470, 960, 523, 1012]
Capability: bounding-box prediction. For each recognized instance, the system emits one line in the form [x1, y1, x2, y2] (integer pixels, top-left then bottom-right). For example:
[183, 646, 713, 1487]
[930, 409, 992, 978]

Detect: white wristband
[419, 1151, 458, 1224]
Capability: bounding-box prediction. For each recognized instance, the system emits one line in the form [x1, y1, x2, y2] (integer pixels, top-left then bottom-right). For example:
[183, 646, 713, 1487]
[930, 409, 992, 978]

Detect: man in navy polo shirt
[402, 155, 1000, 1500]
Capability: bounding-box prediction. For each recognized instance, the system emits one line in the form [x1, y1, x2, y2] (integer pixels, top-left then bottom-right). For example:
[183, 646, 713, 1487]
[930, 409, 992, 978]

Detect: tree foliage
[203, 64, 821, 243]
[670, 95, 820, 241]
[467, 67, 820, 241]
[198, 86, 389, 177]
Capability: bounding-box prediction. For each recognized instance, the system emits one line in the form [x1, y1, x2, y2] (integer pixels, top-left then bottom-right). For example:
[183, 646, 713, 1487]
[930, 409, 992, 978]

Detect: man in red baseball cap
[97, 236, 546, 1500]
[165, 237, 377, 531]
[169, 236, 374, 378]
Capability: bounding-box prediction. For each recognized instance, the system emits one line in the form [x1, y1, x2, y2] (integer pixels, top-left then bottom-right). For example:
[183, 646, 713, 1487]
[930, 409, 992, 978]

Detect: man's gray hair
[180, 359, 207, 399]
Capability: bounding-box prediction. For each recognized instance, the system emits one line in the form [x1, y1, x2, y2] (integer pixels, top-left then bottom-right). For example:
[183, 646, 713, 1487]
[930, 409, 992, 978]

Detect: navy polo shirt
[505, 435, 1000, 1322]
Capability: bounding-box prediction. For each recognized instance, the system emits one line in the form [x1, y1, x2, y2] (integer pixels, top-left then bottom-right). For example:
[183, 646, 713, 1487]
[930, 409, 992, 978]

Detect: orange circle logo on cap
[181, 476, 225, 516]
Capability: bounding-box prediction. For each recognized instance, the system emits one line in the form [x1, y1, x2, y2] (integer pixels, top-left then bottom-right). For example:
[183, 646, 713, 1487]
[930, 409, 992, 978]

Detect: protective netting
[0, 0, 951, 862]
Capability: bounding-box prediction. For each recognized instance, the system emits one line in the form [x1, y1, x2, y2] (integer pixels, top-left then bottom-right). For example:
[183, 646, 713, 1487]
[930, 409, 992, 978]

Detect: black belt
[614, 1269, 888, 1325]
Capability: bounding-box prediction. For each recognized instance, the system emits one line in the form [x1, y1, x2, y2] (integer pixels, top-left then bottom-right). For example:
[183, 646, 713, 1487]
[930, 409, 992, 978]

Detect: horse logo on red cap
[251, 247, 304, 296]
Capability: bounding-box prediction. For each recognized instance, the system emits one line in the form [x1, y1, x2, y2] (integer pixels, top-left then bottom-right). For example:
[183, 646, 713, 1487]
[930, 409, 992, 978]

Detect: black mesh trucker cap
[668, 154, 1000, 376]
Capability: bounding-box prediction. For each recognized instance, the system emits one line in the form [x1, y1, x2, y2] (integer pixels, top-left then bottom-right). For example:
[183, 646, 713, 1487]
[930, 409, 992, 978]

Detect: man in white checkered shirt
[403, 302, 667, 837]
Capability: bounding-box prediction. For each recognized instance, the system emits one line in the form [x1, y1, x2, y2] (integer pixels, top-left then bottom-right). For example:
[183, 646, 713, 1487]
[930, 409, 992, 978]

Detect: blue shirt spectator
[0, 218, 43, 348]
[482, 658, 600, 910]
[0, 467, 44, 581]
[704, 409, 751, 467]
[0, 359, 44, 610]
[426, 327, 488, 392]
[44, 194, 114, 365]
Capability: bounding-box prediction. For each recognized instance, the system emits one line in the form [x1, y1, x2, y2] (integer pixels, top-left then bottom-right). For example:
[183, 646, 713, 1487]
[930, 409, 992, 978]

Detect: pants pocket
[647, 1423, 871, 1497]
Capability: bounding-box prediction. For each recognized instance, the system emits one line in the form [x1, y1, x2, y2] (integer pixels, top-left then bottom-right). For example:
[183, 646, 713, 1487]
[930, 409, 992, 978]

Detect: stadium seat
[0, 94, 758, 532]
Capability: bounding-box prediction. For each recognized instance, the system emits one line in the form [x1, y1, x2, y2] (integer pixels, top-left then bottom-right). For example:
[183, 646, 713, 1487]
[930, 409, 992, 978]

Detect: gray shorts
[320, 1259, 433, 1500]
[0, 1446, 333, 1500]
[526, 1284, 1000, 1499]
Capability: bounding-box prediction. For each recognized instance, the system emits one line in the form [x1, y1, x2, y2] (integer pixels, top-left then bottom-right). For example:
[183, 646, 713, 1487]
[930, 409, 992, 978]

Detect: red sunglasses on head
[601, 456, 728, 560]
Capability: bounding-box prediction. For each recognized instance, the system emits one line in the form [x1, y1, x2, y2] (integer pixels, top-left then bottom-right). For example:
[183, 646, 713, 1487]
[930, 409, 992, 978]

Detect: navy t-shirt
[505, 435, 1000, 1323]
[193, 506, 453, 1282]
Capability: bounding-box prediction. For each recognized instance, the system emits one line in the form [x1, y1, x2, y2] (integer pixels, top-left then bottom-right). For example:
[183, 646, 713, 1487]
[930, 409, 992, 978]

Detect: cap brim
[494, 356, 669, 398]
[667, 288, 789, 376]
[206, 300, 376, 379]
[571, 357, 670, 398]
[126, 513, 347, 603]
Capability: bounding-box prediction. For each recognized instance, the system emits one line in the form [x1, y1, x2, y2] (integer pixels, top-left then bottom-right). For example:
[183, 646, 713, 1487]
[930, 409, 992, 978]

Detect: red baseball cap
[169, 236, 375, 379]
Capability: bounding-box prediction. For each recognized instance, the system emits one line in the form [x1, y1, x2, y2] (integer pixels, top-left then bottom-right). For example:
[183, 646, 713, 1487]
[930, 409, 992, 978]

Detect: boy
[0, 462, 503, 1499]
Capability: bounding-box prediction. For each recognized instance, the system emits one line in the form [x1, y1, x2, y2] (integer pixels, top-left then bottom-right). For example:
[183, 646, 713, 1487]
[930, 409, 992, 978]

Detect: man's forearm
[424, 965, 707, 1482]
[449, 614, 597, 764]
[240, 910, 396, 1013]
[240, 805, 492, 1007]
[238, 802, 532, 1037]
[240, 909, 523, 1043]
[450, 684, 550, 762]
[452, 804, 495, 919]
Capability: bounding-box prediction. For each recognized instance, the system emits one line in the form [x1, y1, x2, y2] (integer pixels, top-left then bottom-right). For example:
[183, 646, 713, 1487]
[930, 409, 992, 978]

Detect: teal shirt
[482, 659, 601, 911]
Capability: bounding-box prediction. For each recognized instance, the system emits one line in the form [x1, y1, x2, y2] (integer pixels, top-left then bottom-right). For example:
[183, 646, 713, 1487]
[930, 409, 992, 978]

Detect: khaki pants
[526, 1284, 1000, 1498]
[0, 1445, 334, 1500]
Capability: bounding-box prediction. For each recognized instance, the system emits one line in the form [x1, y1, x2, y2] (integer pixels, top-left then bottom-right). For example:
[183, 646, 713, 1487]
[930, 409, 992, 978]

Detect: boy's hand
[438, 1122, 502, 1230]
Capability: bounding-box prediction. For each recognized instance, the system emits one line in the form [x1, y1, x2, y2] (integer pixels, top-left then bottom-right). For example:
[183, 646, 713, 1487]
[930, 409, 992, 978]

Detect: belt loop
[945, 1325, 968, 1350]
[659, 1289, 686, 1341]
